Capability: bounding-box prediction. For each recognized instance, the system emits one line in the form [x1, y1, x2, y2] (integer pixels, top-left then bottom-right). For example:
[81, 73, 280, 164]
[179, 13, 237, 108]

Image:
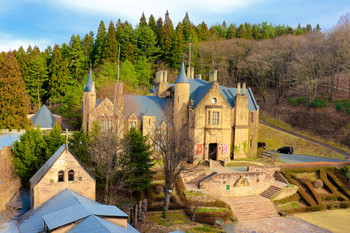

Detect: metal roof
[18, 189, 136, 233]
[68, 215, 139, 233]
[83, 68, 96, 92]
[30, 105, 56, 128]
[174, 62, 189, 83]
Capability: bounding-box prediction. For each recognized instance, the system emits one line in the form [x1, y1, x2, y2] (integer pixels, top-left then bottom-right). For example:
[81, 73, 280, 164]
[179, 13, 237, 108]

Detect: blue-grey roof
[149, 86, 155, 93]
[30, 105, 56, 128]
[174, 62, 189, 83]
[124, 95, 169, 126]
[0, 133, 22, 150]
[0, 221, 19, 233]
[18, 189, 135, 233]
[29, 144, 95, 186]
[84, 68, 95, 92]
[68, 215, 139, 233]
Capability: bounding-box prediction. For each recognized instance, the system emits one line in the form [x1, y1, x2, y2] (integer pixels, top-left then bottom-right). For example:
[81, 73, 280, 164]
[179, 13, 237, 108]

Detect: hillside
[257, 75, 350, 151]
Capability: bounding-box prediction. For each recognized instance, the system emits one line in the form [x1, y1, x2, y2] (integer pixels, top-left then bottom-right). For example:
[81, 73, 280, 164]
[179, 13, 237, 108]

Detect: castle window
[250, 112, 253, 123]
[101, 120, 112, 132]
[68, 170, 74, 181]
[58, 171, 64, 182]
[208, 111, 211, 125]
[129, 121, 136, 130]
[212, 112, 219, 125]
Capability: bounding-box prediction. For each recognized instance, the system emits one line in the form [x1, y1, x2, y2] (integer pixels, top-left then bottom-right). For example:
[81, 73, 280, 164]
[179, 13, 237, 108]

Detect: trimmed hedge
[305, 181, 323, 206]
[273, 193, 300, 205]
[326, 170, 350, 198]
[320, 169, 348, 201]
[185, 207, 232, 225]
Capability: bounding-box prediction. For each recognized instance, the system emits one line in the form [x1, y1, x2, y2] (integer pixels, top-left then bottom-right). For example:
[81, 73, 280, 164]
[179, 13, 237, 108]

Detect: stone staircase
[188, 172, 217, 188]
[260, 185, 282, 199]
[222, 195, 279, 220]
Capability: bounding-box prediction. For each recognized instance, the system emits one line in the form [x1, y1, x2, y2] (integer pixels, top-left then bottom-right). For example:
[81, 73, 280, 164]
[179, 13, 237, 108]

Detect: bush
[274, 193, 300, 205]
[185, 207, 232, 225]
[336, 103, 344, 112]
[320, 169, 348, 201]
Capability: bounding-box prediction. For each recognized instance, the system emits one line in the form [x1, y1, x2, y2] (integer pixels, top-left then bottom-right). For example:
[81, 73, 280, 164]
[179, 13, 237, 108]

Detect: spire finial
[65, 129, 69, 151]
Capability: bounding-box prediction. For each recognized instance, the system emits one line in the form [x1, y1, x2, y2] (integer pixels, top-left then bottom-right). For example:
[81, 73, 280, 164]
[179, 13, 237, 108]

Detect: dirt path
[260, 119, 348, 155]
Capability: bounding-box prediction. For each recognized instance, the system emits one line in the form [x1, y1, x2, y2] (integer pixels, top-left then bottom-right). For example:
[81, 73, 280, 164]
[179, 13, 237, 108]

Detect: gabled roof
[68, 215, 138, 233]
[124, 95, 169, 126]
[30, 105, 56, 128]
[18, 189, 135, 233]
[29, 144, 95, 186]
[84, 68, 96, 92]
[174, 62, 189, 83]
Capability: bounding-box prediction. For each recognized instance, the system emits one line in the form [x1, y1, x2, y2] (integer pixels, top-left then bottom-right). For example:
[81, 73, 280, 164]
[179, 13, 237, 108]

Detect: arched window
[58, 171, 64, 182]
[68, 170, 74, 181]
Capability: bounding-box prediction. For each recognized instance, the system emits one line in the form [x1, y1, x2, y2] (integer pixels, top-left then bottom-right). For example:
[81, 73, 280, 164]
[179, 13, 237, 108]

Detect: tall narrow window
[129, 121, 136, 130]
[250, 112, 254, 123]
[207, 111, 211, 125]
[58, 171, 64, 182]
[212, 112, 219, 125]
[68, 170, 74, 181]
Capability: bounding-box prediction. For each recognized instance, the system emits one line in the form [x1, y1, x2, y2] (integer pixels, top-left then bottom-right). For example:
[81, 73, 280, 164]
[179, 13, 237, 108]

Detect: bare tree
[150, 102, 198, 218]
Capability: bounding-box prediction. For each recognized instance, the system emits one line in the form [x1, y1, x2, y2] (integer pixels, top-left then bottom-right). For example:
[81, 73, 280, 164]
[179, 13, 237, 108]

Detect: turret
[174, 61, 190, 128]
[82, 67, 96, 131]
[155, 70, 168, 98]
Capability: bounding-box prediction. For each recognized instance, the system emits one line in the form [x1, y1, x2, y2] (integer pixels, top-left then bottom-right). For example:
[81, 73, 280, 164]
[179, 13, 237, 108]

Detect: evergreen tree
[245, 26, 253, 39]
[170, 23, 185, 69]
[161, 10, 174, 62]
[93, 20, 107, 66]
[182, 12, 192, 42]
[103, 20, 118, 63]
[123, 127, 154, 193]
[252, 24, 261, 39]
[12, 127, 46, 186]
[226, 24, 236, 39]
[48, 44, 71, 104]
[116, 21, 134, 62]
[44, 122, 65, 156]
[68, 34, 86, 82]
[134, 25, 160, 62]
[156, 17, 164, 47]
[314, 24, 321, 32]
[196, 22, 209, 41]
[120, 60, 138, 86]
[148, 14, 157, 33]
[236, 24, 246, 38]
[295, 23, 303, 35]
[136, 56, 153, 88]
[0, 52, 29, 129]
[124, 42, 135, 63]
[83, 31, 94, 64]
[139, 12, 147, 26]
[69, 128, 91, 166]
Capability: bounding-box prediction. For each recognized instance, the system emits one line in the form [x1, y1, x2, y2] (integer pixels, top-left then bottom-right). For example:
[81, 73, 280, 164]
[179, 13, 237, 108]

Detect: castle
[82, 62, 259, 160]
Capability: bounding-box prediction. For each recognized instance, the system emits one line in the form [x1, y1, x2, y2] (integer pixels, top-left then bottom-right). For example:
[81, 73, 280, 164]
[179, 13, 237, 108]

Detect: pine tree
[103, 20, 118, 63]
[196, 22, 209, 41]
[226, 24, 236, 39]
[182, 12, 192, 42]
[252, 24, 261, 39]
[48, 44, 71, 103]
[68, 34, 86, 82]
[93, 20, 107, 66]
[83, 31, 94, 64]
[124, 42, 135, 63]
[134, 25, 160, 62]
[139, 12, 147, 26]
[44, 122, 65, 157]
[236, 24, 246, 38]
[148, 14, 157, 33]
[156, 17, 164, 47]
[123, 127, 154, 194]
[136, 56, 153, 88]
[0, 52, 29, 129]
[116, 21, 134, 61]
[161, 10, 174, 63]
[12, 127, 46, 187]
[170, 23, 184, 69]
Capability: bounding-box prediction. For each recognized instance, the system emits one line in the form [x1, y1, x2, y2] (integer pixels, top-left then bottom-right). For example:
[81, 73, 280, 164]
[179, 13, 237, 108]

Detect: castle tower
[155, 70, 168, 98]
[174, 61, 190, 128]
[82, 67, 96, 131]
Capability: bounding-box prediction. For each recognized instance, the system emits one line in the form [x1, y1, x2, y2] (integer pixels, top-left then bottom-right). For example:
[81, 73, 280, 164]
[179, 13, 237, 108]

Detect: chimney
[242, 83, 246, 95]
[237, 82, 241, 95]
[187, 66, 191, 79]
[156, 71, 161, 83]
[209, 70, 217, 82]
[195, 74, 202, 80]
[191, 67, 194, 79]
[163, 70, 167, 82]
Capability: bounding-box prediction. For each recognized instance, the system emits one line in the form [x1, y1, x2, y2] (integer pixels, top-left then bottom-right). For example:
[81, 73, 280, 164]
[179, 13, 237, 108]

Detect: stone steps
[260, 185, 282, 199]
[223, 195, 279, 220]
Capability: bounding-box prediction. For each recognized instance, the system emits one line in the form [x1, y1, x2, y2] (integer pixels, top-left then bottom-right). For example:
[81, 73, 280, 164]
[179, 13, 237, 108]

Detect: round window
[211, 97, 217, 104]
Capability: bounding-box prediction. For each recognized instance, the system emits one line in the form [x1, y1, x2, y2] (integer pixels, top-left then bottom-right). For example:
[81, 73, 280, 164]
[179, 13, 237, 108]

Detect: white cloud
[53, 0, 266, 25]
[0, 33, 51, 52]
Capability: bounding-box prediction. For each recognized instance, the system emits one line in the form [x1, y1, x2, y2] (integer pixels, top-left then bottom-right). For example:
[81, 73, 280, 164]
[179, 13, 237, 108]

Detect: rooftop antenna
[117, 44, 120, 83]
[65, 128, 69, 151]
[189, 34, 191, 71]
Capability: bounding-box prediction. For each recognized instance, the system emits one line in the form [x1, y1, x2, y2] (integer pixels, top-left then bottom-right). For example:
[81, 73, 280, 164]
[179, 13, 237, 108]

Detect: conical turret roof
[175, 61, 189, 83]
[84, 68, 94, 92]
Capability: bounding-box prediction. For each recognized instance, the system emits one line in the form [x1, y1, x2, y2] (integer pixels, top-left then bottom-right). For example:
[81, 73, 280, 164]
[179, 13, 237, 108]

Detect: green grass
[149, 212, 192, 226]
[196, 208, 228, 213]
[184, 190, 205, 196]
[186, 225, 225, 233]
[277, 201, 304, 210]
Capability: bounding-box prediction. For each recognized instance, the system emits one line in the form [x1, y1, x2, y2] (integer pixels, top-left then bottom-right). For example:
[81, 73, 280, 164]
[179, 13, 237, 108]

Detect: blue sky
[0, 0, 349, 52]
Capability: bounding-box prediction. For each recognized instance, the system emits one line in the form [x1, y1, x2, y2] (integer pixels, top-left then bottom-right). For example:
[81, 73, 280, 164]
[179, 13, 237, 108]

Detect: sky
[0, 0, 349, 52]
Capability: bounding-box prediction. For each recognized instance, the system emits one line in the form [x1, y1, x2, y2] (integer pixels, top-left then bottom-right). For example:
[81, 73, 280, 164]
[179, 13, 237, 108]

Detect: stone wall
[32, 150, 95, 208]
[199, 171, 274, 197]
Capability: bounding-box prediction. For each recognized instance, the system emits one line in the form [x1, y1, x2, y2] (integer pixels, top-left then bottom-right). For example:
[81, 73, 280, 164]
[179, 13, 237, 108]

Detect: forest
[0, 11, 349, 130]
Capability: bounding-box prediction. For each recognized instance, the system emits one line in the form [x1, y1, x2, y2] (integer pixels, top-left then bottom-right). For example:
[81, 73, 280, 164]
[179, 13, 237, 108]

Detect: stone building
[5, 144, 139, 233]
[82, 62, 259, 160]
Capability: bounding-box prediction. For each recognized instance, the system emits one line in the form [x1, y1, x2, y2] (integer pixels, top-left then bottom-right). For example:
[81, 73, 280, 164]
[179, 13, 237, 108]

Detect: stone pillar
[237, 82, 241, 95]
[191, 67, 195, 79]
[209, 70, 217, 82]
[242, 83, 246, 95]
[195, 74, 202, 80]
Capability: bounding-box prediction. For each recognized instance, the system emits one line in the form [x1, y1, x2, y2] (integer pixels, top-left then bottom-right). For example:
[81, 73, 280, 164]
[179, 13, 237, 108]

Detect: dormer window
[58, 171, 64, 182]
[211, 97, 217, 104]
[68, 170, 74, 181]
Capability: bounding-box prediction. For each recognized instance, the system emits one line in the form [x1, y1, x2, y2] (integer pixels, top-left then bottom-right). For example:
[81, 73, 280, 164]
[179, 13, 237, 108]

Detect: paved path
[229, 216, 331, 233]
[260, 119, 348, 155]
[278, 152, 346, 164]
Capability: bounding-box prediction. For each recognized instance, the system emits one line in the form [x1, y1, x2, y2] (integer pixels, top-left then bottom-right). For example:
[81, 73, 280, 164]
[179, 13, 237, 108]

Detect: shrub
[305, 181, 323, 205]
[320, 169, 348, 201]
[336, 103, 344, 112]
[185, 207, 232, 225]
[325, 170, 350, 197]
[273, 193, 301, 205]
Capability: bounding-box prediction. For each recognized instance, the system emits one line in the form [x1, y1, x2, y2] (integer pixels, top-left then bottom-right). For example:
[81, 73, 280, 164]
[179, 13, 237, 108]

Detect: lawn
[258, 124, 344, 159]
[294, 209, 350, 233]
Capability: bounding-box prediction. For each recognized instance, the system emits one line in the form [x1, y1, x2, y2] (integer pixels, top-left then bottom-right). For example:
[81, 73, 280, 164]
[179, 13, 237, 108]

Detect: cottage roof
[30, 105, 56, 128]
[29, 144, 95, 186]
[174, 62, 189, 83]
[18, 189, 135, 233]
